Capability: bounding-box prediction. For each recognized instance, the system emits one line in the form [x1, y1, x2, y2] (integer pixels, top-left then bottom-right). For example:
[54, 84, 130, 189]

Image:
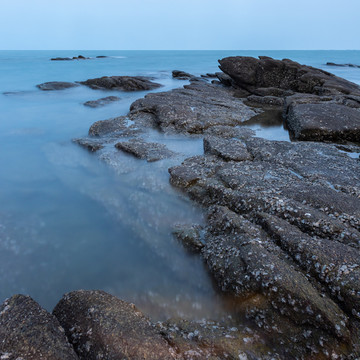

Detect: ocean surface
[0, 50, 359, 318]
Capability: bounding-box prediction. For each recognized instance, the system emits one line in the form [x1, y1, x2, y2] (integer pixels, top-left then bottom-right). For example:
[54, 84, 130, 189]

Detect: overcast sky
[0, 0, 359, 50]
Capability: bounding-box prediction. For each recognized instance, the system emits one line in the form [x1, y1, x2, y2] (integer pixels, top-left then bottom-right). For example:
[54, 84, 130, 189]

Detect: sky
[0, 0, 359, 50]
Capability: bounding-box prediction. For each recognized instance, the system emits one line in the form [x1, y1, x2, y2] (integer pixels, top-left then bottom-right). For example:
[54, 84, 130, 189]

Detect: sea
[0, 50, 359, 318]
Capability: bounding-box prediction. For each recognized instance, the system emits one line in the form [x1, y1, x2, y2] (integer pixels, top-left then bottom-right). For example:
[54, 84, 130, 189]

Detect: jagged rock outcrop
[219, 56, 360, 96]
[169, 134, 360, 357]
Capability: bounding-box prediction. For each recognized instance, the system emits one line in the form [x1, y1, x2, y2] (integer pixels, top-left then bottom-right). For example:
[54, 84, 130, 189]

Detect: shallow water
[0, 50, 359, 317]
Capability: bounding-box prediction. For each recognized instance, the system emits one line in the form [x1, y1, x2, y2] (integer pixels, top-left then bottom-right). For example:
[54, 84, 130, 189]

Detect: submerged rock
[172, 224, 204, 253]
[0, 295, 78, 360]
[53, 290, 176, 360]
[72, 138, 105, 152]
[37, 81, 80, 91]
[83, 96, 120, 108]
[115, 138, 175, 162]
[327, 62, 360, 68]
[51, 55, 90, 61]
[88, 116, 130, 136]
[79, 76, 162, 91]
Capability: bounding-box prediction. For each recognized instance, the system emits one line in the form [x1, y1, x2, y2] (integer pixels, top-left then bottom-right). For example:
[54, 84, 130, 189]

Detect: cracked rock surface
[169, 134, 360, 357]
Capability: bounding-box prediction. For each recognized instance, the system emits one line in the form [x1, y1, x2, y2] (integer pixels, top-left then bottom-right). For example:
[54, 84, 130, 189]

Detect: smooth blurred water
[0, 50, 359, 317]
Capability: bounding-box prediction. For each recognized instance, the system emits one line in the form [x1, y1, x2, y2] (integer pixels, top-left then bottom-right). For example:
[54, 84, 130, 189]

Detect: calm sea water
[0, 50, 359, 317]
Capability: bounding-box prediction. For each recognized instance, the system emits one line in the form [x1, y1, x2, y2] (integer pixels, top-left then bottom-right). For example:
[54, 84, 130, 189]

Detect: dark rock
[168, 135, 360, 356]
[327, 62, 360, 68]
[201, 73, 217, 78]
[37, 81, 80, 91]
[96, 55, 108, 58]
[203, 125, 256, 139]
[219, 56, 360, 96]
[246, 94, 285, 106]
[83, 96, 120, 108]
[0, 294, 78, 360]
[172, 70, 194, 80]
[53, 290, 175, 360]
[115, 138, 175, 162]
[172, 224, 204, 253]
[286, 102, 360, 142]
[51, 57, 73, 61]
[79, 76, 162, 91]
[88, 116, 128, 136]
[204, 136, 253, 161]
[51, 55, 90, 61]
[159, 318, 275, 359]
[73, 138, 104, 152]
[215, 72, 233, 87]
[129, 81, 259, 134]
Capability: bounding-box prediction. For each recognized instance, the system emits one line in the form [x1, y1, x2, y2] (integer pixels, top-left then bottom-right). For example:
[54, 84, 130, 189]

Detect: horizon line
[0, 49, 359, 52]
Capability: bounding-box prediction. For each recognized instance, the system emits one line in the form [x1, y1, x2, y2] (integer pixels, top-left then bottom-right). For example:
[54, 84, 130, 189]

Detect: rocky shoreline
[1, 56, 360, 359]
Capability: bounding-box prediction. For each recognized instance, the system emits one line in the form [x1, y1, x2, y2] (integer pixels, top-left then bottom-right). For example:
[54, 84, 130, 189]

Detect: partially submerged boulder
[172, 70, 194, 80]
[53, 290, 175, 360]
[0, 295, 78, 360]
[37, 81, 79, 91]
[115, 138, 175, 162]
[83, 96, 120, 108]
[79, 76, 162, 91]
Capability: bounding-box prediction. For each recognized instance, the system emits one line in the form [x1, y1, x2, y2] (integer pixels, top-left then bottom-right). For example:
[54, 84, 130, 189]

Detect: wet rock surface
[172, 224, 204, 253]
[51, 55, 90, 61]
[172, 70, 194, 79]
[158, 317, 277, 359]
[115, 138, 176, 162]
[83, 95, 120, 108]
[68, 56, 360, 358]
[284, 95, 360, 142]
[218, 56, 360, 142]
[129, 81, 259, 133]
[326, 62, 360, 68]
[37, 81, 80, 91]
[0, 295, 78, 360]
[79, 76, 162, 91]
[169, 134, 360, 357]
[53, 290, 176, 360]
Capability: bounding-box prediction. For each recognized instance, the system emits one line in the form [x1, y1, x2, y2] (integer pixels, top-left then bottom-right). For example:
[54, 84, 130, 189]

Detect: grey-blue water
[0, 50, 359, 319]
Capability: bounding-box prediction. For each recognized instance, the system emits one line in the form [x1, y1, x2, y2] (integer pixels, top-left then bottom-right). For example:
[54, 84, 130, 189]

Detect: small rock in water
[79, 76, 162, 91]
[36, 81, 80, 91]
[115, 138, 175, 162]
[172, 70, 194, 80]
[83, 96, 120, 108]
